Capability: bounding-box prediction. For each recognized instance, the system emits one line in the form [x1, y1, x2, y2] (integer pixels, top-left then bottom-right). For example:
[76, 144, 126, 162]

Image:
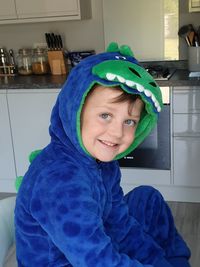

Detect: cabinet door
[15, 0, 80, 18]
[173, 137, 200, 186]
[173, 114, 200, 136]
[7, 90, 59, 177]
[0, 93, 16, 191]
[0, 0, 17, 19]
[173, 88, 200, 114]
[189, 0, 200, 12]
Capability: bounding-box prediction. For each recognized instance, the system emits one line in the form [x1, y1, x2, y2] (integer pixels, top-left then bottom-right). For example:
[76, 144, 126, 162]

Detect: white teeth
[151, 94, 156, 103]
[105, 72, 161, 112]
[144, 89, 152, 97]
[106, 73, 116, 81]
[136, 84, 144, 92]
[157, 106, 161, 112]
[125, 80, 135, 87]
[154, 100, 159, 108]
[101, 140, 116, 147]
[116, 75, 125, 83]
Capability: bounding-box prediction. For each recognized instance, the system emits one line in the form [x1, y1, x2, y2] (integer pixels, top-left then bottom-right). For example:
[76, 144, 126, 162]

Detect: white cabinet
[7, 89, 59, 177]
[189, 0, 200, 12]
[0, 91, 16, 192]
[0, 0, 17, 19]
[0, 0, 91, 24]
[16, 0, 80, 18]
[172, 87, 200, 187]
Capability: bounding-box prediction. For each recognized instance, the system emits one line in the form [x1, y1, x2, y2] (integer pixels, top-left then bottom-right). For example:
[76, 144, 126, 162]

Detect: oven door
[118, 87, 170, 170]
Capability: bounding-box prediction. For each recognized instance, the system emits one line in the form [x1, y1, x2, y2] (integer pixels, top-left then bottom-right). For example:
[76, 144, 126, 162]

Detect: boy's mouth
[99, 140, 118, 147]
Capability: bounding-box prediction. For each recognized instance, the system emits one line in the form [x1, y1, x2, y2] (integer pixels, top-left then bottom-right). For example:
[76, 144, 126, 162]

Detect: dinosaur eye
[115, 55, 127, 60]
[149, 82, 157, 87]
[128, 67, 141, 78]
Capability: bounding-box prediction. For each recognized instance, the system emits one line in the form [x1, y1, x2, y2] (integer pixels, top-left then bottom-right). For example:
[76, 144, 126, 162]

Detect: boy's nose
[108, 122, 123, 139]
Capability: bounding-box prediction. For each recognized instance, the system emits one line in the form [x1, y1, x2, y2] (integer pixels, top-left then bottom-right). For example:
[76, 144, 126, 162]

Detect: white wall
[0, 0, 105, 55]
[0, 0, 199, 61]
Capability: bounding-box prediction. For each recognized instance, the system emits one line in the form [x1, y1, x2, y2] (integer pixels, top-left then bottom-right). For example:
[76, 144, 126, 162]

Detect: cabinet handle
[173, 133, 200, 138]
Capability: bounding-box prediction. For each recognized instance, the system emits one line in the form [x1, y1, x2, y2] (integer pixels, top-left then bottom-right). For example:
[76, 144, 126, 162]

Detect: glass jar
[0, 47, 9, 75]
[17, 49, 33, 75]
[32, 48, 49, 75]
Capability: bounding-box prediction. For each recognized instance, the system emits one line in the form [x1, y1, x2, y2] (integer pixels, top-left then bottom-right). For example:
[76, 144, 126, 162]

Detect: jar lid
[33, 47, 47, 55]
[18, 48, 33, 55]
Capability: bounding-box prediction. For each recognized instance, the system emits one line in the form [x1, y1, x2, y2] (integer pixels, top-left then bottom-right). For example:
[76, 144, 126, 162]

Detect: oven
[118, 87, 170, 170]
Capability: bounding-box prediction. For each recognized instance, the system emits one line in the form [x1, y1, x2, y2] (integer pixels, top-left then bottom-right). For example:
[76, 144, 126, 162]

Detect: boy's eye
[124, 119, 136, 126]
[100, 113, 111, 120]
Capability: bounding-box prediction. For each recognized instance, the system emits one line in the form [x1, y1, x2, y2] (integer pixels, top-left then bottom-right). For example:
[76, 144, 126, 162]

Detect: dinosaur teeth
[125, 80, 135, 87]
[105, 72, 161, 112]
[157, 106, 161, 112]
[144, 89, 152, 97]
[106, 73, 116, 81]
[116, 75, 125, 83]
[136, 84, 144, 92]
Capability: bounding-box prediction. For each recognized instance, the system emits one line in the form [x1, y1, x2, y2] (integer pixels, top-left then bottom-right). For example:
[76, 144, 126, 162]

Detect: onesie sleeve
[29, 163, 151, 267]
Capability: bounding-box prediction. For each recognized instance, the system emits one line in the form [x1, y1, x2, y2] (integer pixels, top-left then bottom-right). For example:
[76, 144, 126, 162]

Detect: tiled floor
[168, 202, 200, 267]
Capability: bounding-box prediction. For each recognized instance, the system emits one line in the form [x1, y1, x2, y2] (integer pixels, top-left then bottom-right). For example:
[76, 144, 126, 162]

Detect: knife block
[47, 51, 67, 75]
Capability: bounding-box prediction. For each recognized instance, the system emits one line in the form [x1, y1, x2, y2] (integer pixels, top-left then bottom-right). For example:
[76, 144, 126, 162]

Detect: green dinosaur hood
[49, 42, 163, 160]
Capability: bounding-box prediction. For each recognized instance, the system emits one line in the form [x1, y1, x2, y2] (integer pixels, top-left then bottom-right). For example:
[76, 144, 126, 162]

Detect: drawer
[173, 136, 200, 187]
[173, 114, 200, 136]
[173, 88, 200, 113]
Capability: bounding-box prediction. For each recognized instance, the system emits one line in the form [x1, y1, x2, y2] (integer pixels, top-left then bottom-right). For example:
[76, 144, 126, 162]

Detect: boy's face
[81, 86, 144, 162]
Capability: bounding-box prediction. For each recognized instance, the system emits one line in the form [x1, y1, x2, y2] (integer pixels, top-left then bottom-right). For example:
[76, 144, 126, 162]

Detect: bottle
[17, 49, 33, 75]
[8, 49, 17, 75]
[32, 48, 49, 75]
[0, 48, 9, 75]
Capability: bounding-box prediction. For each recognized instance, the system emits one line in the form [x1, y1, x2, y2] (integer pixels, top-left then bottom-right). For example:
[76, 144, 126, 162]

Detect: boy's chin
[95, 155, 117, 163]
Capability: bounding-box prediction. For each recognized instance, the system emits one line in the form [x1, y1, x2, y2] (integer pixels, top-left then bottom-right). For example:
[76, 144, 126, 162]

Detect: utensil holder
[47, 51, 67, 75]
[188, 47, 200, 72]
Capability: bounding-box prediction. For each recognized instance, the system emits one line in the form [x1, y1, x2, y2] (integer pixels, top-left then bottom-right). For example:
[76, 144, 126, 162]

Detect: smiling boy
[15, 43, 191, 267]
[81, 86, 144, 162]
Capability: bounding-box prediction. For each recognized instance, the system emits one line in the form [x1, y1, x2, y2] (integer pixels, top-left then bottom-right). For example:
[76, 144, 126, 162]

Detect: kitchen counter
[158, 69, 200, 87]
[0, 69, 199, 90]
[0, 74, 67, 90]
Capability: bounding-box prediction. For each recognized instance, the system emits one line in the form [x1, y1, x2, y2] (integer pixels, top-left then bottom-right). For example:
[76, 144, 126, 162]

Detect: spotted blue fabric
[15, 47, 191, 267]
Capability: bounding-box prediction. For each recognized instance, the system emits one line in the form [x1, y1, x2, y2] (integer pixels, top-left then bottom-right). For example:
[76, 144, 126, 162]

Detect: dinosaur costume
[15, 43, 191, 267]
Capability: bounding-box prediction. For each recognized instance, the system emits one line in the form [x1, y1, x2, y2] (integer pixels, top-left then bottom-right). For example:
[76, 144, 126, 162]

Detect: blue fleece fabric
[168, 257, 191, 267]
[15, 46, 191, 266]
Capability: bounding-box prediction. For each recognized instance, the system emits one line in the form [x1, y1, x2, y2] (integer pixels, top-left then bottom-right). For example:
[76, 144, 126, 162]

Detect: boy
[15, 43, 191, 267]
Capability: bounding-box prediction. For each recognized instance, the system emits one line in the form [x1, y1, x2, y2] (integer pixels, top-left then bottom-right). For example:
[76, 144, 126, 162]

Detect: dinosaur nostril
[128, 67, 141, 78]
[149, 82, 157, 87]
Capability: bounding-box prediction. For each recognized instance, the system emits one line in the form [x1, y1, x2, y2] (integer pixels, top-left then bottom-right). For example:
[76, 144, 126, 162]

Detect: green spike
[106, 42, 119, 53]
[29, 149, 42, 163]
[15, 176, 23, 192]
[120, 45, 134, 57]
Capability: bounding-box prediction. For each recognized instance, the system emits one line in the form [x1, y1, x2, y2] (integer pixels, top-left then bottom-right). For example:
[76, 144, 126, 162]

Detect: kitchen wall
[0, 0, 105, 54]
[0, 0, 199, 60]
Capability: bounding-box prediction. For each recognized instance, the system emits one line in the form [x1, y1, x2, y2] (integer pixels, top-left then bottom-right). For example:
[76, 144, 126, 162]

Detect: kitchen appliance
[119, 87, 170, 170]
[68, 50, 95, 67]
[144, 65, 175, 80]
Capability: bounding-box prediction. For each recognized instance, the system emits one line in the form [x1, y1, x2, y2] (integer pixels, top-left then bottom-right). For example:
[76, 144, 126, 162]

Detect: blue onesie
[15, 43, 191, 267]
